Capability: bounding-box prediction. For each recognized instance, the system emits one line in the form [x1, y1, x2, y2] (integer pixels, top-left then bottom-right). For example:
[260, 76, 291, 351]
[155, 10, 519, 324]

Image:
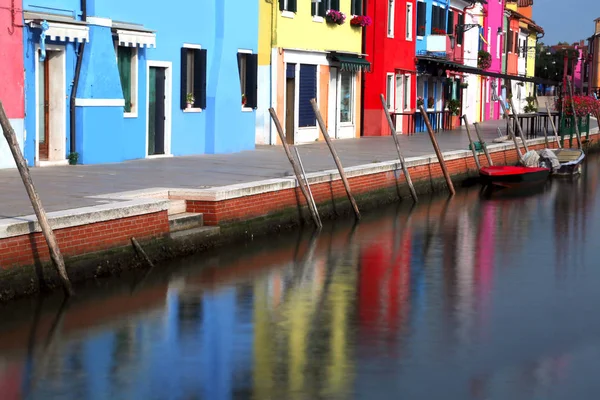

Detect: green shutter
[246, 54, 258, 109]
[288, 0, 297, 12]
[331, 0, 340, 11]
[180, 47, 188, 109]
[118, 47, 132, 113]
[195, 49, 207, 109]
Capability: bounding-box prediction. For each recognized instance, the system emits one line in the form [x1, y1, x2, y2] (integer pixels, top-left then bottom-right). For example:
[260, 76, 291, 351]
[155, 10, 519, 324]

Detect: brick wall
[0, 211, 169, 268]
[188, 140, 572, 226]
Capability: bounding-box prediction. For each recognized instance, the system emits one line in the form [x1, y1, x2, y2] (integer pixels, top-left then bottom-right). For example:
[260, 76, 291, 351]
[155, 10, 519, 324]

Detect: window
[237, 51, 258, 109]
[416, 1, 426, 36]
[497, 31, 501, 59]
[456, 13, 464, 45]
[278, 0, 297, 13]
[116, 46, 138, 115]
[403, 74, 410, 110]
[406, 3, 413, 40]
[431, 5, 446, 34]
[386, 73, 395, 110]
[351, 0, 363, 16]
[487, 27, 491, 52]
[298, 64, 317, 127]
[313, 0, 339, 17]
[387, 0, 395, 37]
[447, 9, 454, 35]
[180, 46, 207, 110]
[339, 70, 353, 123]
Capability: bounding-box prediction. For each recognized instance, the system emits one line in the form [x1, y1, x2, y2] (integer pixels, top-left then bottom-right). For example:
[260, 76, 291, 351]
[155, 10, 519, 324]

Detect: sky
[533, 0, 599, 45]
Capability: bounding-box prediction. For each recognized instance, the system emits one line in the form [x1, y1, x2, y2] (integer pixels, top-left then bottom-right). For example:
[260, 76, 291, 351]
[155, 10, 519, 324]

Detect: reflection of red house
[358, 231, 412, 341]
[0, 364, 22, 400]
[363, 0, 416, 136]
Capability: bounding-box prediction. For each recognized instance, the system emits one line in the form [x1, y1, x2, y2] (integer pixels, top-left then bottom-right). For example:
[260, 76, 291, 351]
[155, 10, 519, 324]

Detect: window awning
[24, 11, 89, 43]
[330, 53, 371, 72]
[112, 21, 156, 48]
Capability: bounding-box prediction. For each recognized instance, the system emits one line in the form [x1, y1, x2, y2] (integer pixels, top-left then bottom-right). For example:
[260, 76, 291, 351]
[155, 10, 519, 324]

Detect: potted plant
[242, 93, 247, 107]
[447, 99, 461, 128]
[432, 27, 447, 35]
[325, 9, 346, 25]
[523, 95, 537, 114]
[460, 82, 468, 89]
[417, 97, 424, 107]
[427, 97, 435, 109]
[477, 50, 492, 70]
[68, 152, 79, 166]
[186, 93, 195, 109]
[350, 15, 372, 27]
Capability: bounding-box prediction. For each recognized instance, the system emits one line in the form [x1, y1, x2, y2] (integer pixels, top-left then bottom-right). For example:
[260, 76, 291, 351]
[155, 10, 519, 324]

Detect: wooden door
[38, 55, 50, 161]
[285, 77, 295, 144]
[148, 67, 166, 156]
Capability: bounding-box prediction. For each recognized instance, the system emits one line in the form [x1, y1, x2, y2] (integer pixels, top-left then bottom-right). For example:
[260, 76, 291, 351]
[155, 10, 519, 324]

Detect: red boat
[479, 166, 551, 189]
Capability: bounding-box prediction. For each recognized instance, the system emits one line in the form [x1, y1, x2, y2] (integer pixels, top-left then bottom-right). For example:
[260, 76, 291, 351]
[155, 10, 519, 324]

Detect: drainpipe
[360, 0, 366, 137]
[69, 0, 87, 156]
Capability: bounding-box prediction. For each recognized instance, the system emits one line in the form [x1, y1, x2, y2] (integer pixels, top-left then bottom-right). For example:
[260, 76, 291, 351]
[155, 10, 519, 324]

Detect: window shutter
[118, 48, 132, 112]
[180, 47, 188, 109]
[298, 64, 317, 127]
[246, 54, 258, 109]
[417, 2, 426, 36]
[279, 0, 284, 11]
[318, 0, 326, 16]
[440, 8, 446, 32]
[447, 10, 454, 35]
[431, 6, 438, 33]
[457, 13, 464, 45]
[331, 0, 340, 11]
[195, 49, 207, 109]
[352, 0, 362, 15]
[288, 0, 297, 12]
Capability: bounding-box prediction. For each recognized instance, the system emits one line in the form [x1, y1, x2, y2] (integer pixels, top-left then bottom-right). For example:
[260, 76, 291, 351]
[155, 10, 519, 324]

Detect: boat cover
[538, 149, 561, 172]
[522, 150, 540, 167]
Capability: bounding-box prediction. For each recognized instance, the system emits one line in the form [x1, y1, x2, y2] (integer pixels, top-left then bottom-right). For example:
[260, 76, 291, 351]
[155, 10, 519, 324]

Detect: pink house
[482, 0, 505, 121]
[573, 40, 586, 94]
[0, 0, 25, 169]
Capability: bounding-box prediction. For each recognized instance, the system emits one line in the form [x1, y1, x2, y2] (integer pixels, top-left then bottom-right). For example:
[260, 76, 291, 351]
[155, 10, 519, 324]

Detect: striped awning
[112, 21, 156, 48]
[24, 11, 89, 42]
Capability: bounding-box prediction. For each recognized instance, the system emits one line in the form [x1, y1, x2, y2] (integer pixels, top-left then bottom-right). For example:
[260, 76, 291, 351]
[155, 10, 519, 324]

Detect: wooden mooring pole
[418, 105, 456, 196]
[508, 97, 530, 153]
[473, 122, 494, 166]
[379, 93, 418, 203]
[461, 115, 482, 170]
[494, 88, 526, 164]
[547, 105, 562, 149]
[268, 108, 322, 229]
[0, 101, 74, 297]
[310, 98, 361, 221]
[294, 146, 322, 229]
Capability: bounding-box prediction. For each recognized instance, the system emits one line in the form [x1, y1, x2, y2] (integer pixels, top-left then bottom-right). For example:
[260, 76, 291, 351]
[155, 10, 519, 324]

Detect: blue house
[22, 0, 258, 166]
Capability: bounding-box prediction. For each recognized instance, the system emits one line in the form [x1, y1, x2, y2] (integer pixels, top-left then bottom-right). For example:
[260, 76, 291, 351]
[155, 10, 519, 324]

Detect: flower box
[350, 15, 372, 27]
[325, 9, 346, 25]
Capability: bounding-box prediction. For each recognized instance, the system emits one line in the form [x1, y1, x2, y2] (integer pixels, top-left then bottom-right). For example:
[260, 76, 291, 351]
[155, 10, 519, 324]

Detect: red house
[362, 0, 417, 136]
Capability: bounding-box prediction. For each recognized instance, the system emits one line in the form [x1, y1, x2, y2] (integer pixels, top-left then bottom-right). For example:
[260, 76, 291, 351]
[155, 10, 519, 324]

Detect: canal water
[1, 157, 600, 400]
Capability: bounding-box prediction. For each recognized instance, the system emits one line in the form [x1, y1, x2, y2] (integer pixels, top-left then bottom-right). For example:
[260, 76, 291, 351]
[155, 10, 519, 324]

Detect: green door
[148, 67, 156, 155]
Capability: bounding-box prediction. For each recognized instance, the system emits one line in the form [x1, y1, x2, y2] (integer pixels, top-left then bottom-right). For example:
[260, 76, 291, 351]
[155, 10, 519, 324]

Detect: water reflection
[1, 157, 600, 399]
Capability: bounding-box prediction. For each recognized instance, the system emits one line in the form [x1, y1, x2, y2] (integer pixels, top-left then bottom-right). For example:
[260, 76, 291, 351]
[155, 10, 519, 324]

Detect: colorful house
[586, 18, 600, 97]
[481, 0, 504, 121]
[0, 0, 25, 169]
[257, 0, 369, 145]
[362, 0, 416, 136]
[22, 0, 258, 167]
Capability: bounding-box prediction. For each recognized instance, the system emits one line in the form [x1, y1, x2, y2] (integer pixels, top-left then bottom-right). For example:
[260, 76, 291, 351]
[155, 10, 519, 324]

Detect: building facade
[587, 18, 600, 96]
[258, 0, 369, 145]
[21, 0, 258, 167]
[363, 0, 416, 136]
[0, 0, 25, 169]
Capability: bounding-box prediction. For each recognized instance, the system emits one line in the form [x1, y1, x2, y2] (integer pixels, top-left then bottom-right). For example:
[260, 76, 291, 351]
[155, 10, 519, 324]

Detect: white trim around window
[386, 73, 395, 110]
[145, 60, 173, 158]
[387, 0, 395, 38]
[406, 2, 413, 41]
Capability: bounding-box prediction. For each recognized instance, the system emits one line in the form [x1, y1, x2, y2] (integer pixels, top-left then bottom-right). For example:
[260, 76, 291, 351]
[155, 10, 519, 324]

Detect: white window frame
[406, 2, 413, 41]
[487, 27, 491, 53]
[403, 74, 411, 111]
[145, 60, 173, 158]
[281, 0, 295, 18]
[114, 45, 139, 118]
[497, 31, 501, 59]
[387, 0, 395, 38]
[238, 48, 254, 112]
[386, 73, 395, 110]
[182, 43, 203, 113]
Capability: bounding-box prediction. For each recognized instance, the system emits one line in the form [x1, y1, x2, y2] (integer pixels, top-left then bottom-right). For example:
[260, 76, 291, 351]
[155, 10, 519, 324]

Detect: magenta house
[482, 0, 504, 121]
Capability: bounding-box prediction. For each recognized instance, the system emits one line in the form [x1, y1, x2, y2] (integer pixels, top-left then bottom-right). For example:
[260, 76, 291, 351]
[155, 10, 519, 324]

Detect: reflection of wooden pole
[269, 108, 322, 229]
[473, 122, 493, 166]
[379, 94, 418, 203]
[567, 77, 583, 149]
[508, 97, 530, 153]
[418, 105, 455, 196]
[547, 107, 562, 148]
[0, 102, 74, 297]
[462, 115, 481, 170]
[310, 98, 361, 221]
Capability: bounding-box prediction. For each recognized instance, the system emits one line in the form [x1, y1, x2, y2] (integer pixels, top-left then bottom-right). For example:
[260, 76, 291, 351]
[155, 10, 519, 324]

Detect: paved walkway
[0, 118, 596, 218]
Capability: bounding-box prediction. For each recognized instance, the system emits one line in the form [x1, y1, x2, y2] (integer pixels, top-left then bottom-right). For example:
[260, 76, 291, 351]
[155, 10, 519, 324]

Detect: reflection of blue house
[22, 0, 258, 166]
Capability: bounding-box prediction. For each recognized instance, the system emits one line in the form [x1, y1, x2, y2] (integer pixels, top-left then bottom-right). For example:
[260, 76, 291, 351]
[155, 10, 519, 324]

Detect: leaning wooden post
[508, 97, 530, 153]
[542, 126, 550, 148]
[495, 92, 525, 164]
[310, 98, 361, 221]
[379, 93, 418, 203]
[546, 106, 561, 148]
[0, 102, 74, 297]
[473, 122, 493, 166]
[268, 108, 322, 229]
[461, 115, 482, 170]
[567, 77, 583, 149]
[294, 146, 322, 229]
[418, 105, 456, 196]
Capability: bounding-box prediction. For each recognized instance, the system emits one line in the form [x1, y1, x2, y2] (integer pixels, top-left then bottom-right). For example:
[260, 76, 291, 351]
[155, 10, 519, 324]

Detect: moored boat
[479, 166, 551, 189]
[544, 148, 585, 176]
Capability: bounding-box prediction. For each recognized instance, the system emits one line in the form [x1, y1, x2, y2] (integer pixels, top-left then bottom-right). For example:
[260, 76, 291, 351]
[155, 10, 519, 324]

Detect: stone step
[168, 200, 187, 216]
[168, 212, 204, 233]
[169, 226, 220, 241]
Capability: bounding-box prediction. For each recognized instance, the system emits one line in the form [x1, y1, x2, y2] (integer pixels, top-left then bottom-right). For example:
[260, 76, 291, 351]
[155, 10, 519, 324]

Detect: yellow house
[257, 0, 370, 145]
